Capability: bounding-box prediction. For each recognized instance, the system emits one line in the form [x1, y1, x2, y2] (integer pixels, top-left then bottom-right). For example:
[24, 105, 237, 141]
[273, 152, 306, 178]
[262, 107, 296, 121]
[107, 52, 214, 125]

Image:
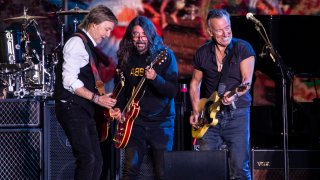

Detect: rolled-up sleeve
[62, 36, 89, 93]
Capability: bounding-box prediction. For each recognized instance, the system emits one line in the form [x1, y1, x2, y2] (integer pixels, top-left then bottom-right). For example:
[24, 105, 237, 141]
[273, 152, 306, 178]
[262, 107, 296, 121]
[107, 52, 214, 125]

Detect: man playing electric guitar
[95, 69, 125, 142]
[114, 16, 178, 180]
[189, 9, 255, 180]
[191, 83, 249, 139]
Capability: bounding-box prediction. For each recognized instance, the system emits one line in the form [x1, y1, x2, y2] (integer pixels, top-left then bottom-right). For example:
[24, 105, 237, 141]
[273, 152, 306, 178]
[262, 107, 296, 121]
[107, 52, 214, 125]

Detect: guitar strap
[217, 39, 238, 97]
[74, 32, 103, 86]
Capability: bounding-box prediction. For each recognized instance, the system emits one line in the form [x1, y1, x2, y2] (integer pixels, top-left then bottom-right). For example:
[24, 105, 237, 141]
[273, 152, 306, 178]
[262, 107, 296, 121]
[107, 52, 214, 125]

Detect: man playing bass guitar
[114, 16, 178, 180]
[189, 9, 255, 180]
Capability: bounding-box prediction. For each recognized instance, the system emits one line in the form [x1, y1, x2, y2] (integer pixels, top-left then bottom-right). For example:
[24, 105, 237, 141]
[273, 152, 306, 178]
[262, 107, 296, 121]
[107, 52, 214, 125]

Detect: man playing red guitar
[115, 16, 178, 180]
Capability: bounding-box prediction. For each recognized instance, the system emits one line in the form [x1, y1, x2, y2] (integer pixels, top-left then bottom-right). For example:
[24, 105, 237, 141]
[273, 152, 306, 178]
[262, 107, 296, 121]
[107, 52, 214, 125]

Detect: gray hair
[79, 5, 118, 30]
[206, 9, 230, 25]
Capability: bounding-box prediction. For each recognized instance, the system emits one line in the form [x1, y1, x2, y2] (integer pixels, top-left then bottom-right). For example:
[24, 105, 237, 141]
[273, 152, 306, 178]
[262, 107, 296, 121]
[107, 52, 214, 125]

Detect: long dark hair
[117, 16, 164, 70]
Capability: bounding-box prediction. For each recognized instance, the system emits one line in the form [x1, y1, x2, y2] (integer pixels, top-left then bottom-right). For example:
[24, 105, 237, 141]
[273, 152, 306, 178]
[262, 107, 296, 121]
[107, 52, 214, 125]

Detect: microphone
[246, 13, 262, 26]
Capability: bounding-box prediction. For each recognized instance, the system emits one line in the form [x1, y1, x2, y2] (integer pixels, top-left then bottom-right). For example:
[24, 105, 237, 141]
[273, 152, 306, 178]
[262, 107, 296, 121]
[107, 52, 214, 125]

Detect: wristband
[93, 94, 99, 104]
[90, 93, 95, 102]
[90, 93, 99, 104]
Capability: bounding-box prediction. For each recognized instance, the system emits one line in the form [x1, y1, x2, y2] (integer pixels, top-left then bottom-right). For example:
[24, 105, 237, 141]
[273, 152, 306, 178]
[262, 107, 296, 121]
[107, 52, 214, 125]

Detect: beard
[134, 40, 148, 54]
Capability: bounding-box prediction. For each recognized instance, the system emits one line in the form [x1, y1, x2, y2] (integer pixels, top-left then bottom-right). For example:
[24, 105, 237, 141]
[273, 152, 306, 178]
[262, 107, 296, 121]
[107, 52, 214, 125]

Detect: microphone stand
[253, 23, 293, 180]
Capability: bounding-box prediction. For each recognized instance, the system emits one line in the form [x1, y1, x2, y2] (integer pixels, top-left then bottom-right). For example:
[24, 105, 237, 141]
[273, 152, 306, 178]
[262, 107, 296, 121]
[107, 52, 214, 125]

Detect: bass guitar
[95, 69, 125, 142]
[113, 49, 167, 149]
[191, 83, 249, 139]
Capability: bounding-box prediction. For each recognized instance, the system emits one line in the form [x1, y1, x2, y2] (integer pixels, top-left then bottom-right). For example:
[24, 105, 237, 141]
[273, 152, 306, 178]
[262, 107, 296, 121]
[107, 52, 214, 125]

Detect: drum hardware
[1, 7, 55, 99]
[0, 30, 25, 64]
[28, 16, 49, 95]
[7, 74, 15, 93]
[47, 6, 89, 16]
[3, 15, 47, 22]
[73, 18, 79, 33]
[0, 78, 7, 99]
[0, 63, 30, 74]
[1, 6, 93, 99]
[14, 88, 29, 99]
[2, 7, 47, 22]
[48, 5, 89, 45]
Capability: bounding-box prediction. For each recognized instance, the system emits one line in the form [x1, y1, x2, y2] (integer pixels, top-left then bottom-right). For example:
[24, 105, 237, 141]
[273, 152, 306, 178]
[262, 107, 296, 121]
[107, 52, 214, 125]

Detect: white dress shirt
[62, 29, 97, 93]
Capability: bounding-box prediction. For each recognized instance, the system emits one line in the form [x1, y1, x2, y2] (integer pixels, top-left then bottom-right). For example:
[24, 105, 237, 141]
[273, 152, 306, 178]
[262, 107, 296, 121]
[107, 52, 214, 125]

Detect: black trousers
[55, 101, 103, 180]
[122, 119, 174, 180]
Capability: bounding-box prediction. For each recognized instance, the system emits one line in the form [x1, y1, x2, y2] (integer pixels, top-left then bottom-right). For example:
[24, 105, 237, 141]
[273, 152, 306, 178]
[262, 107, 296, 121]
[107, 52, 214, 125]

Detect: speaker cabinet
[0, 99, 40, 127]
[164, 151, 228, 180]
[0, 129, 42, 180]
[43, 101, 75, 180]
[252, 149, 320, 180]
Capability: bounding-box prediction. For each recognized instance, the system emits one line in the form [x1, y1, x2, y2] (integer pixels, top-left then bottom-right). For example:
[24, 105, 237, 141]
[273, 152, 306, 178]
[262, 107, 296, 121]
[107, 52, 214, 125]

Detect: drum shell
[0, 30, 24, 64]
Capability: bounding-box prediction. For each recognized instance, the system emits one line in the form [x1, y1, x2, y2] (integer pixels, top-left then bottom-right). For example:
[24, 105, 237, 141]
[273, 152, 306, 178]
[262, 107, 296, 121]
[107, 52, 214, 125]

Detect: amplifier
[0, 129, 42, 180]
[164, 150, 228, 180]
[0, 99, 40, 127]
[43, 100, 76, 180]
[252, 149, 320, 180]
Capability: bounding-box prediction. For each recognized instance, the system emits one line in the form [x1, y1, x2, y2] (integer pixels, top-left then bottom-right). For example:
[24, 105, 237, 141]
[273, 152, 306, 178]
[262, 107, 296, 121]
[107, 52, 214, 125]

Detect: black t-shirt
[193, 38, 256, 108]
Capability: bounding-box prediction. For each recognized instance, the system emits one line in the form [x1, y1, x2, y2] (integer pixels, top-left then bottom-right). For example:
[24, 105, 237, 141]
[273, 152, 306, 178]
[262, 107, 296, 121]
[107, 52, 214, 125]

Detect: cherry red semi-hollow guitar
[113, 49, 167, 149]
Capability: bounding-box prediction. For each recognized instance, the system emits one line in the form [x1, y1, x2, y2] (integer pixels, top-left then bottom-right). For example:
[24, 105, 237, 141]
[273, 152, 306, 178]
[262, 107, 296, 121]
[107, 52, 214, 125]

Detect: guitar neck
[226, 89, 237, 98]
[123, 76, 146, 112]
[225, 83, 249, 98]
[112, 82, 123, 99]
[122, 49, 167, 112]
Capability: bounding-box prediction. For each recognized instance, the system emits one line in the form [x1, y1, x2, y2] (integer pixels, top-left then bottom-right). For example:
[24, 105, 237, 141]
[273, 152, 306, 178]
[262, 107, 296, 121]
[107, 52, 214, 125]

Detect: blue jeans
[55, 101, 103, 180]
[199, 107, 251, 180]
[122, 120, 174, 180]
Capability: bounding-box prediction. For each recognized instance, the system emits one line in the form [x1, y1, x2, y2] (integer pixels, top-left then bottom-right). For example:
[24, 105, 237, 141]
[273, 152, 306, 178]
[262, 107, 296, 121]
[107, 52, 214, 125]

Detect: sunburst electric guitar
[191, 83, 249, 139]
[95, 69, 125, 142]
[113, 49, 167, 149]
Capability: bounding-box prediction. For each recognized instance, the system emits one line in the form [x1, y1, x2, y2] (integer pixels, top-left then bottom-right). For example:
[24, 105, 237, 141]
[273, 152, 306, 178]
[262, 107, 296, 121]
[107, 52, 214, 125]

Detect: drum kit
[0, 6, 89, 99]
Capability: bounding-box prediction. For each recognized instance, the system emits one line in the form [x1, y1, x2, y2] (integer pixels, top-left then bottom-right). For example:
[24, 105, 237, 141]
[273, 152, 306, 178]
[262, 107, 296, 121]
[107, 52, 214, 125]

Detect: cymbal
[48, 7, 89, 16]
[0, 63, 30, 73]
[3, 15, 47, 22]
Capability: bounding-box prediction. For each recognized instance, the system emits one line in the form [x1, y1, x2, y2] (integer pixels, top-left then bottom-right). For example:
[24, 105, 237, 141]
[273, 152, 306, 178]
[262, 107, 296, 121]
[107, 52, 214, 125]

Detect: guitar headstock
[150, 48, 167, 68]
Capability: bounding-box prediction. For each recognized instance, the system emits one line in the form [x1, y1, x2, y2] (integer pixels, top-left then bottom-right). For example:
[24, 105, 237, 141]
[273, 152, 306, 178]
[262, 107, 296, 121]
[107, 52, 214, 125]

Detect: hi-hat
[3, 15, 47, 22]
[48, 7, 89, 16]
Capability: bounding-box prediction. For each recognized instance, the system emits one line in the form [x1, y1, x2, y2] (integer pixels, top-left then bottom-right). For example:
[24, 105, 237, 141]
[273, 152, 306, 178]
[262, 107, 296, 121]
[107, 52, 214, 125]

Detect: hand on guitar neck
[95, 80, 117, 109]
[95, 70, 125, 142]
